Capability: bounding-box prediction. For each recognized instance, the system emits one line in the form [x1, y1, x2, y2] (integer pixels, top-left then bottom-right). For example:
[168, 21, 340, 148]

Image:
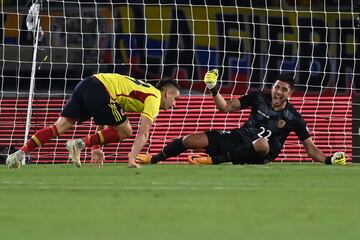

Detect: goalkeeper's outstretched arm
[204, 69, 241, 112]
[302, 137, 347, 165]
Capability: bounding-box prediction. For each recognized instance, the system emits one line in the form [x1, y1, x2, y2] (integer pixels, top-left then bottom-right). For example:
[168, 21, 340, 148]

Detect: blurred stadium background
[0, 0, 359, 164]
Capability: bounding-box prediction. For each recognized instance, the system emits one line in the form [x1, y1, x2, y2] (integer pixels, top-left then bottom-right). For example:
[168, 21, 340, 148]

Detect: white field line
[0, 180, 336, 191]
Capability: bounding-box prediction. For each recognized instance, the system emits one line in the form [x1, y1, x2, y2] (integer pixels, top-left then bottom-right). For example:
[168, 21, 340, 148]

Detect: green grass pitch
[1, 163, 360, 240]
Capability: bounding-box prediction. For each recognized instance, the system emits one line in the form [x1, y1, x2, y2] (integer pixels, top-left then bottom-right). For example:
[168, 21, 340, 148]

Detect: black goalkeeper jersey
[238, 91, 311, 162]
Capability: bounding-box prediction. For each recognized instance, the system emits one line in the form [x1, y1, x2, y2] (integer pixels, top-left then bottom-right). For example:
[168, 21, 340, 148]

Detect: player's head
[156, 79, 181, 110]
[277, 72, 294, 88]
[271, 72, 294, 110]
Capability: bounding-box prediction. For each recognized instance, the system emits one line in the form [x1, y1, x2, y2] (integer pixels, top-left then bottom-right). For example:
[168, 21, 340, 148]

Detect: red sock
[83, 128, 119, 147]
[20, 125, 59, 154]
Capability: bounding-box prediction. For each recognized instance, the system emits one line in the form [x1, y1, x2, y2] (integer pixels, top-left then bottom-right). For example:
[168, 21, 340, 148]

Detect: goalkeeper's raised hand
[204, 69, 219, 89]
[330, 152, 348, 165]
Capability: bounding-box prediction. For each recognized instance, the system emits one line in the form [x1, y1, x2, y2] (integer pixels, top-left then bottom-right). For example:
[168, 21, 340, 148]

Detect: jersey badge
[278, 119, 286, 128]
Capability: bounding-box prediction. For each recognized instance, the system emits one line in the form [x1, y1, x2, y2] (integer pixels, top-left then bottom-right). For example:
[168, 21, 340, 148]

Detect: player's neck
[271, 101, 287, 111]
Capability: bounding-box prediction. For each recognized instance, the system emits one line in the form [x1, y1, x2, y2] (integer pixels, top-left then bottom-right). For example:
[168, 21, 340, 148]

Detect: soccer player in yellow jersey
[6, 73, 181, 168]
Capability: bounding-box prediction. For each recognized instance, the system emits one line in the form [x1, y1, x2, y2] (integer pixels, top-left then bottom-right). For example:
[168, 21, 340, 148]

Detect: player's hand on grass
[128, 159, 141, 168]
[331, 152, 348, 165]
[91, 146, 104, 168]
[128, 152, 141, 168]
[204, 69, 219, 89]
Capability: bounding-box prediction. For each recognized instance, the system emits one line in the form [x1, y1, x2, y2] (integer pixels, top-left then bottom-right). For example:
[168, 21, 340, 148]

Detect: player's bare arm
[128, 116, 152, 168]
[302, 137, 326, 163]
[213, 94, 241, 113]
[90, 125, 105, 167]
[302, 137, 347, 165]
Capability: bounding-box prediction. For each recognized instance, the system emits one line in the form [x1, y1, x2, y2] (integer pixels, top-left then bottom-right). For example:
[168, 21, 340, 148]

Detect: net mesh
[0, 0, 358, 163]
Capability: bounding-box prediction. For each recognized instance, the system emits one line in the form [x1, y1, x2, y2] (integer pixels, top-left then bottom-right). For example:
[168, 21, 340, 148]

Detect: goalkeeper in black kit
[136, 70, 348, 166]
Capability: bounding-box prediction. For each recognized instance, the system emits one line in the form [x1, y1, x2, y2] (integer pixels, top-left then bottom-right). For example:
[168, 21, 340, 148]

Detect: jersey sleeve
[239, 91, 259, 109]
[294, 116, 311, 141]
[141, 95, 160, 123]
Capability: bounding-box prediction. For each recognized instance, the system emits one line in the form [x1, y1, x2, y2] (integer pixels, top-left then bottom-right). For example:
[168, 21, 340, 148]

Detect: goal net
[0, 0, 358, 164]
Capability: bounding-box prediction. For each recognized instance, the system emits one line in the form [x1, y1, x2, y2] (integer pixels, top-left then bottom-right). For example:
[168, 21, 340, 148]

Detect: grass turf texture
[1, 163, 359, 240]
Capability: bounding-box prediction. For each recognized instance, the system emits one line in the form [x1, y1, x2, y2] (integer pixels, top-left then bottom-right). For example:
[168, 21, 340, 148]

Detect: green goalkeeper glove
[331, 152, 348, 165]
[204, 69, 219, 89]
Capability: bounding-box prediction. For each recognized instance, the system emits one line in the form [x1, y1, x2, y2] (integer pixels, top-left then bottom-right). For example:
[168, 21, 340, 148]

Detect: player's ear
[289, 87, 294, 96]
[165, 88, 177, 97]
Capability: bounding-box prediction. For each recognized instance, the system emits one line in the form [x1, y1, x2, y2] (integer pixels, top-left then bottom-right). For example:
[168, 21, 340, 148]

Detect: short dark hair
[156, 78, 181, 91]
[277, 72, 294, 87]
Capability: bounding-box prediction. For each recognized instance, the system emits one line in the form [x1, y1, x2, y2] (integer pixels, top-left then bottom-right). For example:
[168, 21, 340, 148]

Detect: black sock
[152, 138, 187, 163]
[227, 143, 257, 164]
[212, 154, 229, 164]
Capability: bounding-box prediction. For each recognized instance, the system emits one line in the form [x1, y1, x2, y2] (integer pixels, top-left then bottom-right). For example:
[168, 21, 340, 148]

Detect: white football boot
[6, 150, 25, 169]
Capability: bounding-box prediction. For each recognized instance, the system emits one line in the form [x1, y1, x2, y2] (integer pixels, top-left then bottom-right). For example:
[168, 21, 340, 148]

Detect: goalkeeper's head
[277, 72, 294, 88]
[271, 72, 295, 109]
[156, 79, 181, 110]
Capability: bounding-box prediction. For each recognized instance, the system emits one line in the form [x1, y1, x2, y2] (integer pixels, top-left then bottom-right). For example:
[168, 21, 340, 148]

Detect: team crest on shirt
[278, 119, 286, 128]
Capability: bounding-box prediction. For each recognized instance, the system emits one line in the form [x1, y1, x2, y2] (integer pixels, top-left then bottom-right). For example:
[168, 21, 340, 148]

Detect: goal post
[0, 0, 358, 164]
[23, 0, 44, 165]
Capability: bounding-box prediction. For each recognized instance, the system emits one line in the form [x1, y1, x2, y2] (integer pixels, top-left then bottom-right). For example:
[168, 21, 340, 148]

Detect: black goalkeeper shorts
[205, 128, 267, 164]
[61, 76, 127, 125]
[204, 128, 251, 156]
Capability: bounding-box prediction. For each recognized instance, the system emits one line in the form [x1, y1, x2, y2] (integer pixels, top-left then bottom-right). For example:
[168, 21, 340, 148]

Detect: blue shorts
[61, 76, 127, 125]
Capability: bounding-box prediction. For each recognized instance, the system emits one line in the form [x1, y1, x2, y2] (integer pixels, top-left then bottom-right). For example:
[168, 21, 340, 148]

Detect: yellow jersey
[94, 73, 161, 122]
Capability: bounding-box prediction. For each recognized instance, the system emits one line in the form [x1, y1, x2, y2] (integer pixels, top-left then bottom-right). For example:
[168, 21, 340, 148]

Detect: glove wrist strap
[209, 86, 219, 96]
[325, 156, 332, 165]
